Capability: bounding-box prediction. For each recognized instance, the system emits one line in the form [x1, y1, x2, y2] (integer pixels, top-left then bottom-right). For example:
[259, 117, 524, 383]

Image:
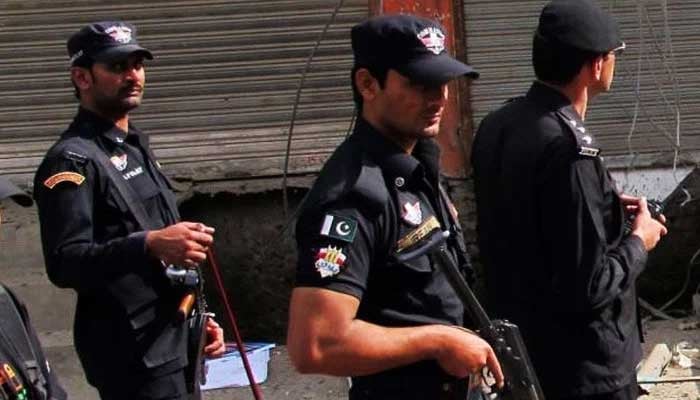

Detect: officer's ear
[70, 66, 94, 92]
[354, 68, 380, 102]
[590, 55, 605, 81]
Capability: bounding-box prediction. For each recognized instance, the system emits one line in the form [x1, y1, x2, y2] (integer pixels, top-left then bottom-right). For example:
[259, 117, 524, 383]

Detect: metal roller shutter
[463, 0, 700, 162]
[1, 0, 368, 186]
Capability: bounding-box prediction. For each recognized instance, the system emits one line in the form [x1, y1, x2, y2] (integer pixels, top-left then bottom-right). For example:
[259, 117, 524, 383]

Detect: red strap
[206, 247, 264, 400]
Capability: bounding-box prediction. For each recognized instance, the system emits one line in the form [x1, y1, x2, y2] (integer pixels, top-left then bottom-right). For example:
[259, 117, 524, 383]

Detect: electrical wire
[281, 0, 347, 219]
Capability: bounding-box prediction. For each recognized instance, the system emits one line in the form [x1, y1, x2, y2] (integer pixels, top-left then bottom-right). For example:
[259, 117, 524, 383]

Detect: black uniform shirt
[34, 107, 185, 386]
[114, 128, 176, 229]
[295, 118, 472, 386]
[472, 82, 647, 397]
[35, 108, 178, 292]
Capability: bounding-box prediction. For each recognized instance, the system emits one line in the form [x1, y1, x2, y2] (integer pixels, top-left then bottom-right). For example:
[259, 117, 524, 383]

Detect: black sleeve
[295, 201, 379, 300]
[539, 137, 647, 313]
[4, 286, 67, 400]
[34, 149, 150, 293]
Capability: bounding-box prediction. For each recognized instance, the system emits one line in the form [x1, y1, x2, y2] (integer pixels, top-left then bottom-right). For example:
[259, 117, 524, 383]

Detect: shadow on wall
[179, 188, 308, 343]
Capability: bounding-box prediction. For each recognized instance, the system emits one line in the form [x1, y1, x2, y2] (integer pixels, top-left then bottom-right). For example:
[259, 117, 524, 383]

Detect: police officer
[472, 1, 668, 399]
[287, 14, 503, 400]
[0, 177, 66, 400]
[33, 21, 224, 400]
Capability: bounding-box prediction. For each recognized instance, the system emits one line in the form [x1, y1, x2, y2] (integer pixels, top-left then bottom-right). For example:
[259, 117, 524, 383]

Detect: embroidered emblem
[320, 215, 357, 243]
[105, 25, 133, 44]
[122, 166, 144, 180]
[314, 246, 347, 278]
[2, 363, 23, 392]
[43, 172, 85, 189]
[402, 201, 422, 226]
[396, 216, 441, 253]
[110, 154, 128, 171]
[417, 27, 446, 55]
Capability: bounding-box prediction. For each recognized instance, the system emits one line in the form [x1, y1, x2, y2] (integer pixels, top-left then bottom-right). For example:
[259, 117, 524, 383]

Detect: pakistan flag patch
[320, 214, 358, 243]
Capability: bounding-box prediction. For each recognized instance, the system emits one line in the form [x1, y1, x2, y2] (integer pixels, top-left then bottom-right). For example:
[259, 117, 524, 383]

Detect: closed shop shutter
[1, 0, 367, 185]
[462, 0, 700, 162]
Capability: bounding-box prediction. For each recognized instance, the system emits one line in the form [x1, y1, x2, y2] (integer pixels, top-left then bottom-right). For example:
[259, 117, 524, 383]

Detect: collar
[74, 107, 144, 147]
[352, 118, 441, 186]
[527, 82, 600, 156]
[526, 81, 583, 123]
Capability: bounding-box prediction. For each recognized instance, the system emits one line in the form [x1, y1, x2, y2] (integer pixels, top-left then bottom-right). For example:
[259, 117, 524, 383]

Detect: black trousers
[559, 378, 639, 400]
[349, 380, 472, 400]
[97, 369, 195, 400]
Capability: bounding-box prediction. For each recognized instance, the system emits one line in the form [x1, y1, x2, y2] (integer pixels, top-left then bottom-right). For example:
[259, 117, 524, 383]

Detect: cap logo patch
[110, 154, 128, 171]
[417, 27, 445, 55]
[314, 246, 347, 278]
[105, 25, 133, 44]
[43, 172, 85, 189]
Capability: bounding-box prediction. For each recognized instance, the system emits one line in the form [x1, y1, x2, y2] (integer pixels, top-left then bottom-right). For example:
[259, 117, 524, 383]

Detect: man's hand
[145, 222, 215, 267]
[619, 193, 640, 218]
[203, 317, 225, 358]
[434, 325, 504, 388]
[631, 197, 668, 251]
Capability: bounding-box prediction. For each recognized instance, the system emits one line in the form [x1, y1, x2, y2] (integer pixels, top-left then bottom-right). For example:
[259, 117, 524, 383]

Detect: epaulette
[504, 95, 525, 104]
[303, 159, 389, 217]
[554, 111, 601, 158]
[62, 150, 88, 164]
[349, 163, 390, 214]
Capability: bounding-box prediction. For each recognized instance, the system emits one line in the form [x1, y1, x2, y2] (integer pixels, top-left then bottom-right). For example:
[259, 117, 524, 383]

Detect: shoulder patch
[314, 246, 347, 278]
[320, 214, 357, 243]
[43, 172, 85, 189]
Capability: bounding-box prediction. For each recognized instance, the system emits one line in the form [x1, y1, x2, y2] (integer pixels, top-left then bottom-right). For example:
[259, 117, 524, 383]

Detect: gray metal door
[462, 0, 700, 164]
[1, 0, 367, 185]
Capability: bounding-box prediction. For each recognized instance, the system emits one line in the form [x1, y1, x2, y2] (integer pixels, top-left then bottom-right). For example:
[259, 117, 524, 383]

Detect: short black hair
[70, 57, 95, 99]
[532, 32, 600, 85]
[351, 64, 390, 112]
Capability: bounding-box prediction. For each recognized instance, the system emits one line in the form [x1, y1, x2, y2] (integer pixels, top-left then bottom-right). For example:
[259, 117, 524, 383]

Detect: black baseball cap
[0, 177, 32, 207]
[537, 0, 624, 53]
[68, 21, 153, 67]
[351, 14, 479, 85]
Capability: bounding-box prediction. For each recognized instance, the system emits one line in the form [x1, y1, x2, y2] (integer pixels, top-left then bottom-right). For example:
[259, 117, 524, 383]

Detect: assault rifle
[624, 198, 665, 235]
[397, 230, 545, 400]
[165, 265, 208, 396]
